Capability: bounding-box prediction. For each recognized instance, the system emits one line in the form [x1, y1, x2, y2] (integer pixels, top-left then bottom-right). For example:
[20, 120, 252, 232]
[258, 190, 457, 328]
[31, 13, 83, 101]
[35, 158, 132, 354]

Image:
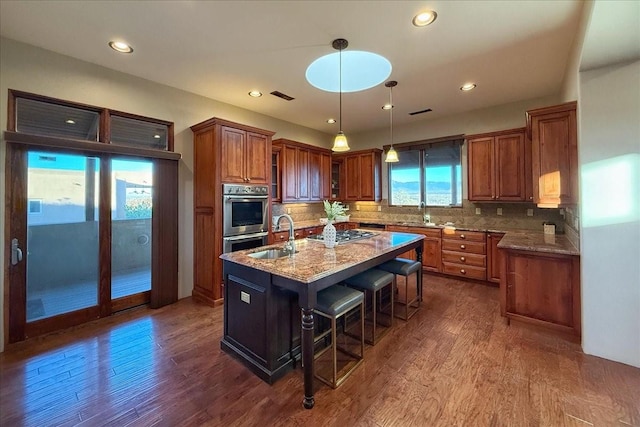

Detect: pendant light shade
[384, 80, 399, 163]
[331, 38, 350, 152]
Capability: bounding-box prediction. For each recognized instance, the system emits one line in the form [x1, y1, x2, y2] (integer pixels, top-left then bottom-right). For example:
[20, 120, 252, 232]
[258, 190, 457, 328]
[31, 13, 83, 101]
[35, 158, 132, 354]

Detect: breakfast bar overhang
[220, 231, 424, 409]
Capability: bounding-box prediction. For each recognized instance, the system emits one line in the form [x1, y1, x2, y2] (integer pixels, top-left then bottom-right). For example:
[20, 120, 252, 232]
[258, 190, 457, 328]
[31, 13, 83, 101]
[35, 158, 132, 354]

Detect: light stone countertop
[497, 232, 579, 256]
[220, 231, 424, 284]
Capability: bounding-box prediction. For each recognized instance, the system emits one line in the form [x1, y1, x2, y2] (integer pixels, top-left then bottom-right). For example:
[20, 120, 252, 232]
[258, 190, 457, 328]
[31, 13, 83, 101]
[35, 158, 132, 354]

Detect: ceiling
[0, 1, 588, 135]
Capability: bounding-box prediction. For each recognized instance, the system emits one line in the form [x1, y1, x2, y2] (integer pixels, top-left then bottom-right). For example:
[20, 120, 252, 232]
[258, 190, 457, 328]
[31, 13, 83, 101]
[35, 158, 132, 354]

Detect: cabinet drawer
[304, 226, 321, 237]
[272, 231, 289, 242]
[442, 240, 486, 254]
[442, 251, 486, 267]
[420, 228, 442, 238]
[443, 230, 485, 242]
[442, 263, 487, 280]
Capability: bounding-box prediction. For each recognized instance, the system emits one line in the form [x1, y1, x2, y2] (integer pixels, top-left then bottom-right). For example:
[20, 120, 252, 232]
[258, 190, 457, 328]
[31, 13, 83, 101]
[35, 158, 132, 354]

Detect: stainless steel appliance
[222, 184, 269, 237]
[222, 232, 269, 254]
[307, 229, 377, 243]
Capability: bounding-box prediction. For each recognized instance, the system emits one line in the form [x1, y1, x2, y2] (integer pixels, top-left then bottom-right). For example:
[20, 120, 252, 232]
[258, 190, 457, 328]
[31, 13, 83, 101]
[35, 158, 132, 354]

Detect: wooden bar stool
[377, 258, 422, 320]
[344, 269, 394, 345]
[313, 285, 365, 389]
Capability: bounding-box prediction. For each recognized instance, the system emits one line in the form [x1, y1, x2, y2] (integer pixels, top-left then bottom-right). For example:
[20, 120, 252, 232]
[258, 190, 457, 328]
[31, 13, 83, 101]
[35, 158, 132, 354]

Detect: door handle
[11, 238, 23, 266]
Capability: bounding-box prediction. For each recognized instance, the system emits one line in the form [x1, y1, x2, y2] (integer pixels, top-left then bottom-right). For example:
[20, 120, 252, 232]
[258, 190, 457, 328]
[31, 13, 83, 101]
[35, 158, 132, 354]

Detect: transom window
[388, 140, 463, 207]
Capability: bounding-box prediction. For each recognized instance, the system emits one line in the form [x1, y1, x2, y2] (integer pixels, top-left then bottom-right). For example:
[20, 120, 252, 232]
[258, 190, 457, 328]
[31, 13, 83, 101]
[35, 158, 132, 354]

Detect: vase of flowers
[323, 200, 347, 248]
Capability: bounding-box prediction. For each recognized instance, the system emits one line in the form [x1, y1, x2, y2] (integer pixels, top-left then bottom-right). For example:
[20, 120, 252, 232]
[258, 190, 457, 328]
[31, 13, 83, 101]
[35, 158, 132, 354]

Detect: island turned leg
[416, 243, 424, 302]
[301, 307, 315, 409]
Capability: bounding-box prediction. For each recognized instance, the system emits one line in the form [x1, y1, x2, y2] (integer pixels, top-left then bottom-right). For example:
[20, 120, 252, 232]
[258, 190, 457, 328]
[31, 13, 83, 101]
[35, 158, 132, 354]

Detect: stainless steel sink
[248, 248, 297, 259]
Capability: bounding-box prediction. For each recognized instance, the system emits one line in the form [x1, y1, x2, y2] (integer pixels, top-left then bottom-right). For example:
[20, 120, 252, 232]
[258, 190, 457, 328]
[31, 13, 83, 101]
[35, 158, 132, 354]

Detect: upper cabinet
[219, 125, 271, 185]
[467, 128, 528, 202]
[527, 101, 578, 207]
[273, 138, 332, 203]
[333, 149, 382, 202]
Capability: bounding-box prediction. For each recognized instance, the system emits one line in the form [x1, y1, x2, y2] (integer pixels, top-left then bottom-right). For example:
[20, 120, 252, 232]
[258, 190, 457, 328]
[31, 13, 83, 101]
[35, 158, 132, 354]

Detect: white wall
[578, 60, 640, 367]
[0, 37, 332, 352]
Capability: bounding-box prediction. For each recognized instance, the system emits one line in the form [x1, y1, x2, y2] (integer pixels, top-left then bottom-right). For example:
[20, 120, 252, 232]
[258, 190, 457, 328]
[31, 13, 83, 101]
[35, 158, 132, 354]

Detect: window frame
[385, 135, 464, 208]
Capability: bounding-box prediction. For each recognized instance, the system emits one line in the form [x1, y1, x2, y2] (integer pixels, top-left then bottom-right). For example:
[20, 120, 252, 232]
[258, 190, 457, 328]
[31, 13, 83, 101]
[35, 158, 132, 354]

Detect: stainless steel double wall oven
[222, 184, 269, 253]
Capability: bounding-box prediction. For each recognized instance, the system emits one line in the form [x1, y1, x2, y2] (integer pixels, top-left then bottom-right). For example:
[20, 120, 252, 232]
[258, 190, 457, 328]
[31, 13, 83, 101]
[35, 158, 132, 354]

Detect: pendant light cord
[389, 84, 393, 147]
[339, 46, 342, 132]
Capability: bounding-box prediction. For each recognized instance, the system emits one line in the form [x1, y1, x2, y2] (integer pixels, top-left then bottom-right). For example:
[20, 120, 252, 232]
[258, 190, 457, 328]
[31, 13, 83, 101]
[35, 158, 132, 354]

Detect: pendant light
[384, 80, 399, 162]
[331, 38, 350, 152]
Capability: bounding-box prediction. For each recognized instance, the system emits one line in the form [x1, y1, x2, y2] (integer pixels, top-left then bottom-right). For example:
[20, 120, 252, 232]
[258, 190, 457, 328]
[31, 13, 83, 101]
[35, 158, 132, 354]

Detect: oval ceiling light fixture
[248, 90, 263, 97]
[65, 119, 76, 125]
[306, 50, 391, 93]
[108, 40, 133, 53]
[412, 10, 437, 27]
[382, 103, 393, 110]
[326, 118, 336, 124]
[460, 83, 477, 91]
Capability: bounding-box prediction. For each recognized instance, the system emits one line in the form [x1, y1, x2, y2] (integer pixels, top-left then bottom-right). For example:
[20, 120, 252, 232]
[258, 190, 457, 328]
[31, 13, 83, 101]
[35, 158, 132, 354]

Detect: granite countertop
[220, 231, 424, 284]
[497, 232, 579, 256]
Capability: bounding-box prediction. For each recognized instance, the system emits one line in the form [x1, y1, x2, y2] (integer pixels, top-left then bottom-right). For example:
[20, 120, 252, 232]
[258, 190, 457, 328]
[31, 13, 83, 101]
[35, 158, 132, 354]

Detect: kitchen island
[219, 230, 424, 409]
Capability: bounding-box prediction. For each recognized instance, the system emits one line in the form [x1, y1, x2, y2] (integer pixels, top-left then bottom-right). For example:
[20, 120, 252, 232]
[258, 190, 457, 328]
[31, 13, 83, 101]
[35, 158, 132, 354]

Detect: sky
[28, 151, 152, 173]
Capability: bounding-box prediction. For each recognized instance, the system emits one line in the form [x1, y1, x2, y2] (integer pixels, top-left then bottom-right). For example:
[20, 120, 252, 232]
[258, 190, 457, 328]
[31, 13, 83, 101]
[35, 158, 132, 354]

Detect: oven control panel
[223, 184, 268, 196]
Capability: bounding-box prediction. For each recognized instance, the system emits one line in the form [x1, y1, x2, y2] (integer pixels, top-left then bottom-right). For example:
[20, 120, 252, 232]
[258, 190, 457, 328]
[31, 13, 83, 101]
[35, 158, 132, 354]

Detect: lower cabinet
[499, 249, 580, 336]
[487, 232, 505, 284]
[385, 225, 441, 272]
[222, 263, 300, 383]
[441, 230, 487, 280]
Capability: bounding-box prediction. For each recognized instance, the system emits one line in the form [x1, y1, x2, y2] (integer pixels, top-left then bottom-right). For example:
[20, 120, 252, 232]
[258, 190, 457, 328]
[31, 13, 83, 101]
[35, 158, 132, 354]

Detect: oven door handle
[225, 195, 268, 200]
[223, 232, 269, 242]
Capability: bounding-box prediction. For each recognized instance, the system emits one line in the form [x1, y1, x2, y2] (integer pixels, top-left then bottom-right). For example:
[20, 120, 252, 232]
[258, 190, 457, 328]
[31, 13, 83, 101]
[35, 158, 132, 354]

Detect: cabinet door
[271, 150, 280, 202]
[246, 132, 269, 184]
[297, 148, 310, 201]
[344, 155, 361, 201]
[531, 107, 578, 205]
[467, 137, 495, 201]
[423, 237, 441, 272]
[360, 153, 375, 200]
[487, 233, 505, 283]
[494, 132, 526, 200]
[220, 126, 246, 183]
[281, 145, 298, 202]
[308, 150, 322, 201]
[505, 253, 575, 328]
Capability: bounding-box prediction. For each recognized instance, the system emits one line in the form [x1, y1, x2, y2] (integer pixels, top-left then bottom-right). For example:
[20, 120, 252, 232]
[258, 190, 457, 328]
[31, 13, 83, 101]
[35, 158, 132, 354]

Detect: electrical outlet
[377, 205, 382, 212]
[574, 218, 579, 228]
[240, 291, 251, 304]
[356, 205, 360, 211]
[475, 208, 481, 215]
[497, 208, 503, 216]
[527, 208, 534, 217]
[560, 208, 565, 218]
[287, 207, 291, 214]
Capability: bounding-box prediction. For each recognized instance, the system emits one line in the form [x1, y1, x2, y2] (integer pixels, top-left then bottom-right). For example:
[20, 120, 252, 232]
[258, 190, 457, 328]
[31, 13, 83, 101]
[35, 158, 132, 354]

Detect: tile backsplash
[273, 200, 568, 234]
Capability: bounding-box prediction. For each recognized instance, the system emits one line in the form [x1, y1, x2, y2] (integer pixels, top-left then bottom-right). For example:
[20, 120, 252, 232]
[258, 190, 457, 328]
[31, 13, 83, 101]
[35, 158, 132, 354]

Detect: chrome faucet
[275, 214, 296, 254]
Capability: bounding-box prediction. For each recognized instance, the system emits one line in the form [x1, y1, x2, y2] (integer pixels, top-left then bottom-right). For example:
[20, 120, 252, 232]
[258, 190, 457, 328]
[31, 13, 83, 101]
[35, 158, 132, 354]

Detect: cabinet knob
[529, 196, 533, 200]
[460, 244, 466, 250]
[460, 256, 466, 262]
[460, 234, 466, 239]
[460, 269, 466, 274]
[280, 235, 285, 240]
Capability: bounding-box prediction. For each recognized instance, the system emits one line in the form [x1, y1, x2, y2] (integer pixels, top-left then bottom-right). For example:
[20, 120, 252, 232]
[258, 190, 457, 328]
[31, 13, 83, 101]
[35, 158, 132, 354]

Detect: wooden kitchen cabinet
[486, 232, 505, 284]
[527, 101, 578, 207]
[467, 128, 527, 201]
[273, 138, 332, 203]
[220, 125, 270, 184]
[191, 117, 275, 304]
[333, 149, 382, 201]
[500, 248, 580, 336]
[271, 146, 281, 202]
[385, 225, 442, 272]
[441, 229, 487, 280]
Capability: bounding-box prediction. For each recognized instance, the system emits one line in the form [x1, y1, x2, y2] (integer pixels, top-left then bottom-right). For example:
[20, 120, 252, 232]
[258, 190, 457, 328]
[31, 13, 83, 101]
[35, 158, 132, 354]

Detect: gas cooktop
[307, 229, 377, 243]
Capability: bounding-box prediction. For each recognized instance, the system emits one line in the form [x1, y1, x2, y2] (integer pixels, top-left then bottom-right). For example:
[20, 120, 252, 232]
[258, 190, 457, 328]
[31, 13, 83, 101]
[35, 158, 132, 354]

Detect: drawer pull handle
[460, 269, 466, 274]
[460, 256, 466, 262]
[460, 244, 466, 249]
[280, 235, 285, 240]
[460, 234, 465, 239]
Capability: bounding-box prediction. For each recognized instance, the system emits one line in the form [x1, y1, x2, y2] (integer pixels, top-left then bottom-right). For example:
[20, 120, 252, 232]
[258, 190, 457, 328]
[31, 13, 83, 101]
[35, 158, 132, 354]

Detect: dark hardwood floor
[1, 274, 638, 426]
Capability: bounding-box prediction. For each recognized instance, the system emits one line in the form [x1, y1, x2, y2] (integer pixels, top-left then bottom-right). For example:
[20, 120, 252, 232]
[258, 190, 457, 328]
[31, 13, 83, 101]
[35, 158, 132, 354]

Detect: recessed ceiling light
[327, 118, 336, 124]
[460, 83, 477, 91]
[306, 50, 392, 93]
[65, 119, 76, 124]
[412, 10, 437, 27]
[382, 103, 393, 110]
[248, 91, 262, 97]
[153, 134, 161, 139]
[108, 41, 133, 53]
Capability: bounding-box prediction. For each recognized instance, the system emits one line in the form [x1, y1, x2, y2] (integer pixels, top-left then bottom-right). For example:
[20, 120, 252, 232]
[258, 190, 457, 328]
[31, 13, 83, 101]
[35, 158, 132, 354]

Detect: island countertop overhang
[220, 231, 425, 284]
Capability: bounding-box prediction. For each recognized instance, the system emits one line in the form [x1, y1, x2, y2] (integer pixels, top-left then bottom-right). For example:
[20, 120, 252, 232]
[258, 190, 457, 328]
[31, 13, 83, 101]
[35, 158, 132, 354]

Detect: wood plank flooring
[1, 274, 639, 426]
